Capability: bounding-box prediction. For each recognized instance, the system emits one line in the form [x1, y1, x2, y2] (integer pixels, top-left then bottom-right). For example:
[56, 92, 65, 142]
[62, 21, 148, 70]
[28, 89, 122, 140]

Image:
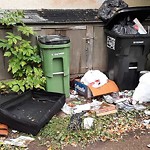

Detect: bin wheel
[108, 70, 115, 80]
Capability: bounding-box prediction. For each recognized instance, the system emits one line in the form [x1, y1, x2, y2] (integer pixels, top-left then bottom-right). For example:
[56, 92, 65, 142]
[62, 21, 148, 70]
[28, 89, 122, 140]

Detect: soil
[28, 129, 150, 150]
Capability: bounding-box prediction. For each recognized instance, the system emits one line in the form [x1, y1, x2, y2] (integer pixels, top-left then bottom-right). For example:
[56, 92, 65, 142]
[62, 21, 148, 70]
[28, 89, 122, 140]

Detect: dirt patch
[63, 129, 150, 150]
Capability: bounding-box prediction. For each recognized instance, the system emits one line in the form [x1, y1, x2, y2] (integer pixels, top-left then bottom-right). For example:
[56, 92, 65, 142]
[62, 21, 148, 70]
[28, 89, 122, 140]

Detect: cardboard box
[93, 102, 117, 116]
[75, 79, 119, 98]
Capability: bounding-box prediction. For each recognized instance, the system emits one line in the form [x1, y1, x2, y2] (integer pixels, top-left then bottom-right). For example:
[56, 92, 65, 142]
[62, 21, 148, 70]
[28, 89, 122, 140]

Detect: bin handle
[53, 72, 64, 75]
[129, 67, 137, 70]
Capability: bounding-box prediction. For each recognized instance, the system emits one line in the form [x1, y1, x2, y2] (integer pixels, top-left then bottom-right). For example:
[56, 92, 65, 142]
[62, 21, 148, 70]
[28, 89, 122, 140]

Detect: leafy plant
[0, 10, 46, 92]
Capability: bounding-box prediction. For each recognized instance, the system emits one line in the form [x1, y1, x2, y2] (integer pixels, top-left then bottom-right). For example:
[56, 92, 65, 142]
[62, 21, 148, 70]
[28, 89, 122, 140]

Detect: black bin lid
[38, 35, 70, 45]
[105, 6, 150, 29]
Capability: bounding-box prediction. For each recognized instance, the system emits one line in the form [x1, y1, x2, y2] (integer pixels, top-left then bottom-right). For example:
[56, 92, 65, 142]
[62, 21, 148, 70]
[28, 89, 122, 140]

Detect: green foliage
[0, 10, 24, 26]
[0, 10, 46, 92]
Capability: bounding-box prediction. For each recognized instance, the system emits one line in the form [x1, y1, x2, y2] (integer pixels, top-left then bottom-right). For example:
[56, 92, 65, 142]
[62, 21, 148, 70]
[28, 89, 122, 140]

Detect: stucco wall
[0, 0, 150, 9]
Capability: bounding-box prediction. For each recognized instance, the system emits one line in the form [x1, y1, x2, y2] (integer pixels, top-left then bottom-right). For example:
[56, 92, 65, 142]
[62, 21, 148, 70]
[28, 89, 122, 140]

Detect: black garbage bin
[105, 6, 150, 90]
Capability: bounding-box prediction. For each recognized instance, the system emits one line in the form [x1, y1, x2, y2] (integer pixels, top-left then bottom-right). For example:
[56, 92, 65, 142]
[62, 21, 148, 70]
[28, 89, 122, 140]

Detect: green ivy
[0, 10, 46, 92]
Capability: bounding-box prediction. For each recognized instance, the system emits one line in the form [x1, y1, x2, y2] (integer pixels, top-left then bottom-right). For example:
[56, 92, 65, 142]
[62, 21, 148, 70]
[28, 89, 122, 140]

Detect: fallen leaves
[37, 109, 148, 149]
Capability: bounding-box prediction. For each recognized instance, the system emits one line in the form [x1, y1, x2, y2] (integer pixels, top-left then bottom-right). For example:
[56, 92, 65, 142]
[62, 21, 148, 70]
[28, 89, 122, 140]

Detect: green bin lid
[38, 35, 70, 45]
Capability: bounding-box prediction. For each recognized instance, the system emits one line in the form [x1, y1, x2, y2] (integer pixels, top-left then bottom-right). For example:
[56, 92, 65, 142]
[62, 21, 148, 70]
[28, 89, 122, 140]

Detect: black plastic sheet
[0, 89, 65, 135]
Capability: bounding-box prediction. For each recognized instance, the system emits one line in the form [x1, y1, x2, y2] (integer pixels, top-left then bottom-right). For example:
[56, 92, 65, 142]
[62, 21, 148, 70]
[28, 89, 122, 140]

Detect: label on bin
[51, 52, 64, 56]
[133, 41, 144, 44]
[107, 36, 115, 50]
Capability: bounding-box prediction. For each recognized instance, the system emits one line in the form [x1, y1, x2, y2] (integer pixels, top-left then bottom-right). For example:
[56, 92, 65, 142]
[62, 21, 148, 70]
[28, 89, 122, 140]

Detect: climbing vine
[0, 10, 46, 92]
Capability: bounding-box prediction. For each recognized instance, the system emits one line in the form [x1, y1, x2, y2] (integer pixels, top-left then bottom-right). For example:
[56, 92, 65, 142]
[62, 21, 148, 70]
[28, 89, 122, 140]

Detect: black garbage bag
[67, 111, 86, 131]
[97, 0, 128, 22]
[112, 21, 138, 35]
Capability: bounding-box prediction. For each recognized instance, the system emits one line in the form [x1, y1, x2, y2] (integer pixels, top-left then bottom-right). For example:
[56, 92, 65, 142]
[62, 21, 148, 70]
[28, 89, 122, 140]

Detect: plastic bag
[80, 70, 108, 88]
[112, 24, 138, 35]
[132, 72, 150, 104]
[97, 0, 128, 22]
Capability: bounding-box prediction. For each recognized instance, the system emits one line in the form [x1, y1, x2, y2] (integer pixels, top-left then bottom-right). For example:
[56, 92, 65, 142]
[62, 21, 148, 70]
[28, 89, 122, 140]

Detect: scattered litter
[103, 90, 134, 104]
[133, 18, 147, 34]
[147, 144, 150, 148]
[62, 100, 102, 114]
[0, 124, 8, 137]
[83, 117, 94, 129]
[67, 111, 86, 131]
[74, 103, 91, 113]
[3, 136, 34, 147]
[116, 101, 134, 111]
[61, 103, 74, 115]
[70, 94, 78, 99]
[103, 95, 114, 103]
[132, 72, 150, 104]
[81, 70, 108, 88]
[133, 104, 146, 111]
[11, 130, 18, 133]
[92, 102, 117, 116]
[103, 91, 147, 111]
[70, 90, 78, 99]
[75, 78, 119, 98]
[142, 119, 150, 129]
[144, 110, 150, 115]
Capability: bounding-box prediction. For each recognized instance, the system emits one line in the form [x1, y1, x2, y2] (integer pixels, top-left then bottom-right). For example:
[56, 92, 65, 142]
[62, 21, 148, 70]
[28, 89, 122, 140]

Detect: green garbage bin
[37, 35, 70, 97]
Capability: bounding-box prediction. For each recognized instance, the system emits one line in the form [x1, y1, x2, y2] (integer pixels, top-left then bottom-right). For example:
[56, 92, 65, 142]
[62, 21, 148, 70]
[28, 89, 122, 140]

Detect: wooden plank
[66, 29, 87, 75]
[85, 25, 94, 70]
[93, 25, 107, 72]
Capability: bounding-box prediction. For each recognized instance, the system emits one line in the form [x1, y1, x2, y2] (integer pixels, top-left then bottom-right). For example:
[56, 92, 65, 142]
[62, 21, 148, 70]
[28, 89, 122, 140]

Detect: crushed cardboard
[75, 79, 119, 98]
[90, 102, 117, 116]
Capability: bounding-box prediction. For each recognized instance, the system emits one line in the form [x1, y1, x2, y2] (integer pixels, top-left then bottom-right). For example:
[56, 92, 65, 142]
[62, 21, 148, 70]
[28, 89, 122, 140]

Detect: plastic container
[105, 6, 150, 90]
[38, 35, 70, 97]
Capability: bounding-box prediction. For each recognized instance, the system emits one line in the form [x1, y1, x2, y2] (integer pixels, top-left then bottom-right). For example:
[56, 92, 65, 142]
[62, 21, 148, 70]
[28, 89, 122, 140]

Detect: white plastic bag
[81, 70, 108, 88]
[132, 72, 150, 104]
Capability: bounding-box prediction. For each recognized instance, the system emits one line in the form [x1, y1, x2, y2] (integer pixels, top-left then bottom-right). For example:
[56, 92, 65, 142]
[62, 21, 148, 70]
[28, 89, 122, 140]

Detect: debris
[83, 117, 94, 129]
[70, 90, 78, 99]
[11, 130, 18, 133]
[103, 90, 134, 104]
[62, 100, 102, 114]
[61, 103, 74, 115]
[112, 20, 137, 35]
[147, 144, 150, 148]
[70, 94, 78, 99]
[0, 124, 8, 137]
[3, 136, 34, 147]
[75, 78, 119, 98]
[144, 110, 150, 115]
[142, 119, 150, 129]
[92, 102, 117, 116]
[81, 70, 108, 88]
[116, 101, 134, 111]
[132, 72, 150, 104]
[133, 18, 147, 34]
[133, 104, 146, 111]
[104, 91, 146, 111]
[67, 111, 86, 131]
[73, 103, 91, 113]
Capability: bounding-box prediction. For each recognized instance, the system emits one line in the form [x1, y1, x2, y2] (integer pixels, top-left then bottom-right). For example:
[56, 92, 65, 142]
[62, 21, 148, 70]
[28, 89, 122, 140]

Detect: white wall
[0, 0, 104, 9]
[0, 0, 149, 9]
